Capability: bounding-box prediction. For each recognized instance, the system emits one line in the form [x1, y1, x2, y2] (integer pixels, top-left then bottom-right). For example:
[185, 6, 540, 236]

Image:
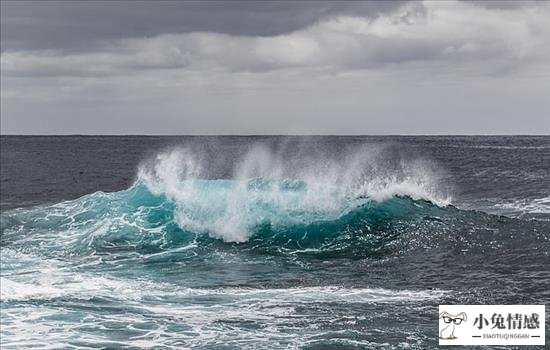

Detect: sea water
[1, 136, 549, 349]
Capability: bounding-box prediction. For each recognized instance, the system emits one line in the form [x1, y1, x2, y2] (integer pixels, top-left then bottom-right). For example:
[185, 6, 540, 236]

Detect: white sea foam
[2, 272, 444, 349]
[1, 248, 443, 303]
[1, 273, 444, 304]
[0, 278, 64, 301]
[138, 144, 451, 242]
[493, 196, 550, 216]
[1, 250, 445, 349]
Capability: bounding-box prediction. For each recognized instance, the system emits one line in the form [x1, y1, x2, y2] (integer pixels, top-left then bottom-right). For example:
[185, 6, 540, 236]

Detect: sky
[1, 0, 549, 135]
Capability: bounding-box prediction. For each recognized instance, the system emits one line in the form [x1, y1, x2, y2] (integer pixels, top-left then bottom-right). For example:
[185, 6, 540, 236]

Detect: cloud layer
[1, 1, 549, 134]
[0, 1, 406, 51]
[3, 1, 550, 77]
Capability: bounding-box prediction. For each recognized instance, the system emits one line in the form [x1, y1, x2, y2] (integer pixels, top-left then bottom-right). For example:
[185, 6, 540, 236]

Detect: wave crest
[137, 145, 450, 242]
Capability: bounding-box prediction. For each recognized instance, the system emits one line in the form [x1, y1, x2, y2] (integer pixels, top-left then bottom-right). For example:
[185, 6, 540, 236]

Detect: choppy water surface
[1, 136, 549, 349]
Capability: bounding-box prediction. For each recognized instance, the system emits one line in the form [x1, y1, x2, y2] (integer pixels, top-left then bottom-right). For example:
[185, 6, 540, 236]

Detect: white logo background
[439, 305, 545, 346]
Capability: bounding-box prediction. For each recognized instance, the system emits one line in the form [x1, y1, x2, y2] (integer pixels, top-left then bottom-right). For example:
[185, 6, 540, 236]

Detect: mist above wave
[138, 143, 451, 242]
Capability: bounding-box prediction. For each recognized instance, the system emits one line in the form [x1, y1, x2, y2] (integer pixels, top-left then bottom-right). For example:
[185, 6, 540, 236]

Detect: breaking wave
[136, 145, 450, 242]
[1, 145, 453, 247]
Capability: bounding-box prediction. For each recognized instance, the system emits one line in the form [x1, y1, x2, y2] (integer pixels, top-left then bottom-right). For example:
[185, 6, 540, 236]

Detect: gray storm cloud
[3, 1, 550, 75]
[1, 0, 549, 134]
[0, 1, 407, 51]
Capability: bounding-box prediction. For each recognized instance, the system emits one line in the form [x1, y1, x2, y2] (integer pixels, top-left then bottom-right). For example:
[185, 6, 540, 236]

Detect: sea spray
[137, 142, 451, 242]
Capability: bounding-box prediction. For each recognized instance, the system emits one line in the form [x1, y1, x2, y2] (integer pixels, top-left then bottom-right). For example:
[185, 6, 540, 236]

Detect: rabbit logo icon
[439, 311, 467, 340]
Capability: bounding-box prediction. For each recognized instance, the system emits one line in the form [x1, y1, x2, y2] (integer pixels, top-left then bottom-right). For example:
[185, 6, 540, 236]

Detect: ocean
[1, 135, 549, 349]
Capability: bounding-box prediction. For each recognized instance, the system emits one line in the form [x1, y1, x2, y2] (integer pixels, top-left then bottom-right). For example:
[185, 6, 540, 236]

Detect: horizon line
[1, 134, 549, 137]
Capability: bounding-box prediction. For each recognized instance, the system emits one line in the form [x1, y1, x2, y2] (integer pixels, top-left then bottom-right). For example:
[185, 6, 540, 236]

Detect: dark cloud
[465, 0, 540, 10]
[1, 0, 406, 52]
[4, 1, 548, 78]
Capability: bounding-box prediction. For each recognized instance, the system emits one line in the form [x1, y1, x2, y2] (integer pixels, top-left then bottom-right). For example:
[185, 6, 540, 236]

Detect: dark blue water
[1, 136, 549, 349]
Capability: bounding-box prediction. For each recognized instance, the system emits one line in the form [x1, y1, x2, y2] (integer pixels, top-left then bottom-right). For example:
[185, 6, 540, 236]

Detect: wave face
[2, 143, 549, 349]
[137, 146, 450, 242]
[0, 180, 450, 262]
[1, 145, 452, 255]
